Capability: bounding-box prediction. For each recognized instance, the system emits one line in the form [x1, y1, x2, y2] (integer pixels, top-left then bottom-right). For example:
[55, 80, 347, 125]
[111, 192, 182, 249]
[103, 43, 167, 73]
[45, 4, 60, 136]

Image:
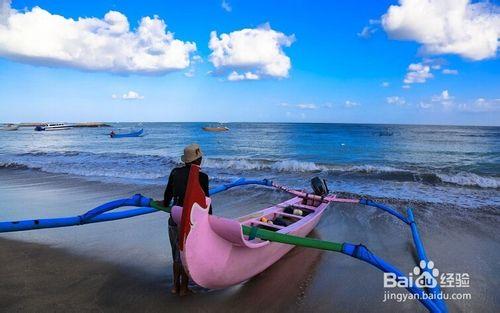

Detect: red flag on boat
[179, 164, 207, 251]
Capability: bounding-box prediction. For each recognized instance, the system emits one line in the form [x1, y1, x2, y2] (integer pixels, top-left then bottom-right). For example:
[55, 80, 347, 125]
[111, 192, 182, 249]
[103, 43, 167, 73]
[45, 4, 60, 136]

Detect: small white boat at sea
[202, 123, 229, 132]
[1, 124, 19, 131]
[35, 123, 71, 131]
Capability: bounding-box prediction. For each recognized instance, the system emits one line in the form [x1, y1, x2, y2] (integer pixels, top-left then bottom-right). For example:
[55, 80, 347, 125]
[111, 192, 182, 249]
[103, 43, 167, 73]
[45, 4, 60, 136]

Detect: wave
[1, 151, 498, 189]
[437, 172, 499, 189]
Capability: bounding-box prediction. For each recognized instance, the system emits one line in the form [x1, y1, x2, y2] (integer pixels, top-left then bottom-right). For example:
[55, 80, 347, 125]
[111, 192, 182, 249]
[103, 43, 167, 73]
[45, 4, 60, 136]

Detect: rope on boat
[0, 178, 446, 312]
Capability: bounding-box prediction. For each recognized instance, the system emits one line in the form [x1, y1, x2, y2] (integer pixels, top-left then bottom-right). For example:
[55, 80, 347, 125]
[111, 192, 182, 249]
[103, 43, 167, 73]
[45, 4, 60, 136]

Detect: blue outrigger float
[0, 178, 447, 312]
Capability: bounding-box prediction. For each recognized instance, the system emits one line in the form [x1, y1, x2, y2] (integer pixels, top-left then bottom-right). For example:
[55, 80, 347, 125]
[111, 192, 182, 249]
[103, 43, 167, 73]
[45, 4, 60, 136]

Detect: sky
[0, 0, 499, 125]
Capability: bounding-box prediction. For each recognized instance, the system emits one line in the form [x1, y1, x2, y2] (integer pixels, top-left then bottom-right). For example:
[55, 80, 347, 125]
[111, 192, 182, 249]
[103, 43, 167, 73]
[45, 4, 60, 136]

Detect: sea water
[1, 123, 498, 207]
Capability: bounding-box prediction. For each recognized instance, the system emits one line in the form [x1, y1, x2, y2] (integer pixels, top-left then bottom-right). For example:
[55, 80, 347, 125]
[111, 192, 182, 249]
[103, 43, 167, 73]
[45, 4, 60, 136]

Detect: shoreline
[0, 167, 499, 312]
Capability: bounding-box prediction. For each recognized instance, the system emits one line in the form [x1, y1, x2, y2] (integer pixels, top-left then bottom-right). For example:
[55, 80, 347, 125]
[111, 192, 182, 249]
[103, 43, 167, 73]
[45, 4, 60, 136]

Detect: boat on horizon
[202, 123, 229, 132]
[1, 124, 19, 131]
[34, 123, 71, 131]
[110, 128, 144, 138]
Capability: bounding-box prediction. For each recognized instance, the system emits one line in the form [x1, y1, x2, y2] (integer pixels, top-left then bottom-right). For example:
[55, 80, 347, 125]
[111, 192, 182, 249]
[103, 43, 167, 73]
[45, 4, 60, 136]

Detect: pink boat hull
[172, 196, 329, 289]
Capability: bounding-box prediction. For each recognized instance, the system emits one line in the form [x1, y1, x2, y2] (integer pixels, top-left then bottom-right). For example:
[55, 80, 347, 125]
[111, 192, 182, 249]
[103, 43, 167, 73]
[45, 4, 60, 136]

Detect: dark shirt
[163, 165, 211, 225]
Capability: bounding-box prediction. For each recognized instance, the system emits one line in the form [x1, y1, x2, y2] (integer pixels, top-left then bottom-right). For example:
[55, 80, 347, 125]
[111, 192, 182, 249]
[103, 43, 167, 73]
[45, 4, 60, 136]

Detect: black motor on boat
[311, 177, 329, 196]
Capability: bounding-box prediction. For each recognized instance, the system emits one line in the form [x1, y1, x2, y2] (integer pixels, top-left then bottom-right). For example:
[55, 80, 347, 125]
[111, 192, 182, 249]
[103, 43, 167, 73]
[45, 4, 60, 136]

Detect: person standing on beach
[163, 143, 211, 296]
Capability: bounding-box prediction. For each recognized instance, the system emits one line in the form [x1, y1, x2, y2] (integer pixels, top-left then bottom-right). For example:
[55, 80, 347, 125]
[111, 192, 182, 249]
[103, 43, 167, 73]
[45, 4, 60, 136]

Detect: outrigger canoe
[172, 165, 330, 289]
[110, 129, 143, 138]
[0, 167, 447, 312]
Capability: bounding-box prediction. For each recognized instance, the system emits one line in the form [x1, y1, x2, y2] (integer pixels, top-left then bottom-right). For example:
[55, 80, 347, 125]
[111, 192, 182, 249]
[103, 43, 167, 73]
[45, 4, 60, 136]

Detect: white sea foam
[1, 151, 498, 189]
[437, 172, 499, 188]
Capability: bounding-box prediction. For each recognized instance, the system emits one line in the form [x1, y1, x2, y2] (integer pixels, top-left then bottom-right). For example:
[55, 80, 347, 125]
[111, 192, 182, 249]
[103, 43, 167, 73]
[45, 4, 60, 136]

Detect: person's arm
[199, 173, 212, 214]
[163, 170, 175, 207]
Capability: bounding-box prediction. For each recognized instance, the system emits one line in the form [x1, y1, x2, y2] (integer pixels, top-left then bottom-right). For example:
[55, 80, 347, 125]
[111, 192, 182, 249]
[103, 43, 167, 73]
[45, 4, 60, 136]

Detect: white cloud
[209, 23, 295, 80]
[296, 103, 317, 110]
[420, 89, 455, 110]
[221, 0, 232, 12]
[0, 0, 196, 74]
[184, 68, 195, 77]
[404, 63, 433, 84]
[277, 102, 318, 110]
[344, 100, 360, 108]
[382, 0, 500, 60]
[432, 90, 452, 102]
[419, 101, 432, 109]
[112, 91, 144, 100]
[402, 84, 410, 89]
[357, 26, 377, 38]
[227, 71, 259, 81]
[442, 69, 459, 75]
[357, 19, 380, 38]
[459, 98, 500, 112]
[386, 96, 406, 105]
[381, 81, 390, 87]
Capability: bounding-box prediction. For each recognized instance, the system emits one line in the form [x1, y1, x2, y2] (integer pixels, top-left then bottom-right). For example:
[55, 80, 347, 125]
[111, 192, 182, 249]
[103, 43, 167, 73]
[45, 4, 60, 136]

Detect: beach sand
[0, 168, 499, 312]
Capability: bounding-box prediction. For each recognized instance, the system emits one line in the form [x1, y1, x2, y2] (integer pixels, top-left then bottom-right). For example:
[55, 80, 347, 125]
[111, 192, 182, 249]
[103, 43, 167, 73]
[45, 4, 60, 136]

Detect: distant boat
[1, 124, 19, 131]
[378, 130, 394, 136]
[202, 124, 229, 132]
[34, 123, 71, 131]
[110, 129, 144, 138]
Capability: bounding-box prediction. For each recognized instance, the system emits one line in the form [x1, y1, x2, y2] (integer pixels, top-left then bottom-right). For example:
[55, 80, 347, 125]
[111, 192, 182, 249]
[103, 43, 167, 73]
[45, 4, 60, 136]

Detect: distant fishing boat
[1, 124, 19, 131]
[34, 123, 71, 131]
[378, 130, 394, 136]
[110, 128, 144, 138]
[202, 123, 229, 132]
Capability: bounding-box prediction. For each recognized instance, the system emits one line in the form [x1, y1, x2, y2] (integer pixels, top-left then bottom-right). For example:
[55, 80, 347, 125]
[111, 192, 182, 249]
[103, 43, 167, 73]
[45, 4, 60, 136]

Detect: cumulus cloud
[432, 90, 452, 102]
[0, 0, 196, 74]
[227, 71, 259, 81]
[404, 63, 433, 84]
[221, 0, 232, 12]
[209, 23, 295, 80]
[112, 91, 144, 100]
[296, 103, 318, 110]
[344, 100, 360, 108]
[386, 96, 406, 105]
[459, 98, 500, 112]
[442, 68, 459, 75]
[420, 90, 454, 110]
[381, 81, 390, 87]
[382, 0, 500, 60]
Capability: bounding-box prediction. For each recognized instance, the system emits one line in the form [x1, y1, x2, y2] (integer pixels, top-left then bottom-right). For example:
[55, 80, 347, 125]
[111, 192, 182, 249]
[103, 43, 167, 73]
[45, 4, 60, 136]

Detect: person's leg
[171, 262, 181, 294]
[168, 224, 181, 294]
[179, 266, 193, 296]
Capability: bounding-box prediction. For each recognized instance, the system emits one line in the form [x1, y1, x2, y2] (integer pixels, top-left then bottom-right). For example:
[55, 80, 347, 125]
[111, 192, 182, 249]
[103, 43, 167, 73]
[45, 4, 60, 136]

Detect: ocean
[1, 122, 499, 312]
[1, 122, 498, 207]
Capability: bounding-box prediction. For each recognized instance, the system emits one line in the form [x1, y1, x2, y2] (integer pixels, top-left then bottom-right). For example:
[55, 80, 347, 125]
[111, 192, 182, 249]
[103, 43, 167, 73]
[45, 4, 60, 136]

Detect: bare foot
[179, 287, 194, 296]
[170, 286, 179, 294]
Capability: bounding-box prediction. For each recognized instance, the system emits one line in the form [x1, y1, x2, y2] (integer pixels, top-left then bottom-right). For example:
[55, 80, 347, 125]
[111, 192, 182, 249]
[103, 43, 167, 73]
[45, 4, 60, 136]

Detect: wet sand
[0, 168, 499, 312]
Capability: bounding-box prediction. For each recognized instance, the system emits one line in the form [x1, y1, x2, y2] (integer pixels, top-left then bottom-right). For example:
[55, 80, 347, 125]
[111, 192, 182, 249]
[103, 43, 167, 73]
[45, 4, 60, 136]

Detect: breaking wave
[0, 151, 498, 189]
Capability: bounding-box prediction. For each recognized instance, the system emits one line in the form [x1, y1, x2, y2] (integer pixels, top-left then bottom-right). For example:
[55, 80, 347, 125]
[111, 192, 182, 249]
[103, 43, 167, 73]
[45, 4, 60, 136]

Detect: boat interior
[240, 196, 325, 236]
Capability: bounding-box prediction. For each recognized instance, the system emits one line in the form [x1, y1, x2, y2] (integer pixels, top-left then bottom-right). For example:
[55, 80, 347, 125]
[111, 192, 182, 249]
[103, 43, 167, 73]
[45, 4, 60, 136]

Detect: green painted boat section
[150, 201, 171, 213]
[241, 225, 343, 252]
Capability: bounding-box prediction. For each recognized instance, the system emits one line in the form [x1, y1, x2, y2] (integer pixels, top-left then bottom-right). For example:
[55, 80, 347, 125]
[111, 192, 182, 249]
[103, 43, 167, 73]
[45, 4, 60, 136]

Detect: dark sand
[1, 168, 499, 312]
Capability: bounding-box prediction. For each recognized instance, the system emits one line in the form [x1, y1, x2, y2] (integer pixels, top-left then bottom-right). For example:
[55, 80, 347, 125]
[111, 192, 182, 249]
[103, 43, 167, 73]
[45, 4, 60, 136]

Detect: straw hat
[181, 143, 203, 163]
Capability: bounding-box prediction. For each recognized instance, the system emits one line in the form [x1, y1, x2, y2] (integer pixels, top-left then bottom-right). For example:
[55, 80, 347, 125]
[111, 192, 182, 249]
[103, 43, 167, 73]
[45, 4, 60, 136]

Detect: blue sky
[0, 0, 498, 125]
